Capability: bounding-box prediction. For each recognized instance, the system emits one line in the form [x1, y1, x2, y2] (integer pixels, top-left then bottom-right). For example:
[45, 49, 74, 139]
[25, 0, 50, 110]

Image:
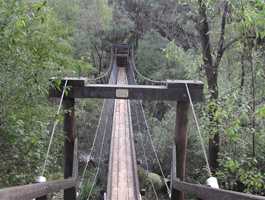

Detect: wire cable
[86, 102, 110, 200]
[86, 65, 113, 84]
[79, 100, 106, 189]
[139, 101, 171, 198]
[185, 83, 212, 177]
[86, 48, 114, 84]
[129, 59, 166, 86]
[129, 57, 168, 198]
[134, 100, 159, 200]
[129, 50, 166, 86]
[41, 80, 68, 176]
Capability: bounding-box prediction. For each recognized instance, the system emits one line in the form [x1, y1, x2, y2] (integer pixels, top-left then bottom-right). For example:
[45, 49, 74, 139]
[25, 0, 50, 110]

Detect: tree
[195, 0, 229, 172]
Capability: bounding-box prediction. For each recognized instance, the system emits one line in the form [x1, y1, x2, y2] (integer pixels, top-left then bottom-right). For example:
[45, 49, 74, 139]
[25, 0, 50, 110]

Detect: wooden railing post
[63, 98, 76, 200]
[172, 101, 190, 200]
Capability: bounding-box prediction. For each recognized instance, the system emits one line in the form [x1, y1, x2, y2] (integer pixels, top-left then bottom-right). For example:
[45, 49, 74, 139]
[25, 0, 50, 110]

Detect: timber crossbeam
[0, 178, 77, 200]
[172, 179, 265, 200]
[49, 78, 203, 102]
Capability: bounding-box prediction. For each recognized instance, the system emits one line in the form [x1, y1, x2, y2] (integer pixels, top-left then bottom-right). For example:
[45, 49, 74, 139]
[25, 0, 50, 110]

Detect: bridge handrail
[172, 179, 265, 200]
[0, 178, 77, 200]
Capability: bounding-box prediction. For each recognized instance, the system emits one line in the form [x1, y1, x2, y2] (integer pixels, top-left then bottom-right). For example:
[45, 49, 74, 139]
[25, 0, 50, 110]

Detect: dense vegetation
[0, 0, 265, 198]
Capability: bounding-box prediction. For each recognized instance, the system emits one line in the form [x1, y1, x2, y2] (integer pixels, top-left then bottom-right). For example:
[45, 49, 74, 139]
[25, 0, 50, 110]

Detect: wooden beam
[173, 102, 190, 200]
[49, 80, 203, 102]
[172, 179, 265, 200]
[63, 98, 76, 200]
[0, 178, 76, 200]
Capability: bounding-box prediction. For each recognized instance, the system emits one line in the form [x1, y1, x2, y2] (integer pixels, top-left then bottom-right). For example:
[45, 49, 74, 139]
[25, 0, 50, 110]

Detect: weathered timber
[49, 81, 203, 102]
[63, 98, 76, 200]
[0, 178, 76, 200]
[174, 102, 190, 200]
[172, 179, 265, 200]
[170, 145, 177, 200]
[73, 137, 78, 179]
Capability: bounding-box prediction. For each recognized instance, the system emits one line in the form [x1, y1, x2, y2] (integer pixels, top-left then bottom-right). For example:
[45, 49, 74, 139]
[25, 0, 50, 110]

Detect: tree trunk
[197, 0, 228, 172]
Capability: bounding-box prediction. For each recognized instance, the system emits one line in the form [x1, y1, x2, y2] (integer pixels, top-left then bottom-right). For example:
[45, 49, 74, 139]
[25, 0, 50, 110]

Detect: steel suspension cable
[185, 83, 212, 177]
[129, 57, 169, 198]
[130, 55, 168, 198]
[86, 65, 113, 83]
[139, 101, 171, 198]
[129, 59, 166, 86]
[41, 80, 68, 176]
[86, 49, 114, 84]
[133, 100, 159, 200]
[79, 100, 106, 190]
[86, 101, 110, 200]
[129, 51, 166, 85]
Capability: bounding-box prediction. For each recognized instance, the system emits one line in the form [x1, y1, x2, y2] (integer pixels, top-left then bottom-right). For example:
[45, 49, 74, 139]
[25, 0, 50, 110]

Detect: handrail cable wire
[139, 101, 171, 198]
[130, 49, 166, 86]
[86, 65, 113, 83]
[130, 59, 166, 86]
[86, 49, 114, 84]
[86, 101, 110, 200]
[41, 80, 68, 176]
[130, 63, 159, 199]
[134, 100, 159, 200]
[185, 83, 212, 177]
[79, 100, 106, 190]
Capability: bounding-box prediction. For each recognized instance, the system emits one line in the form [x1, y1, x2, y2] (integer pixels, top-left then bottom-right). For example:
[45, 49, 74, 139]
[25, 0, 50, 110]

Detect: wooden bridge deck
[107, 68, 140, 200]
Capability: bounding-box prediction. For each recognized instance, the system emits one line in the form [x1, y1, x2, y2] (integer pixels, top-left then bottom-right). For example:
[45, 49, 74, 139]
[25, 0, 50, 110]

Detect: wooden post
[63, 98, 76, 200]
[172, 101, 190, 200]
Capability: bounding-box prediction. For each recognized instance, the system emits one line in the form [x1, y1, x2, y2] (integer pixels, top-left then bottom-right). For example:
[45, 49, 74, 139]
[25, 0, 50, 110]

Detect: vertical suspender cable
[139, 101, 171, 198]
[79, 100, 106, 189]
[134, 101, 159, 200]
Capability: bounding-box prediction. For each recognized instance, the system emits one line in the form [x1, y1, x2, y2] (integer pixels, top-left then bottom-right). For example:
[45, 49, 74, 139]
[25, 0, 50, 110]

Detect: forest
[0, 0, 265, 199]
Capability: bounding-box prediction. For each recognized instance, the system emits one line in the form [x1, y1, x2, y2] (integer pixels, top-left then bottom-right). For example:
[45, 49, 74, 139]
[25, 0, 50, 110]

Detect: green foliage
[136, 32, 201, 81]
[217, 157, 265, 195]
[79, 169, 101, 200]
[240, 0, 265, 38]
[256, 106, 265, 119]
[0, 0, 90, 186]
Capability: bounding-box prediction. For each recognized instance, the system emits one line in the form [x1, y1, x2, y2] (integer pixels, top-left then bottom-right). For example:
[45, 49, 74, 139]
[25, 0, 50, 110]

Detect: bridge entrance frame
[48, 44, 203, 200]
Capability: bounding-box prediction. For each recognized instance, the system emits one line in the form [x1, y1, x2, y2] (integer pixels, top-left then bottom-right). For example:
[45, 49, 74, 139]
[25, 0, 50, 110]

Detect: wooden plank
[63, 98, 76, 200]
[0, 178, 76, 200]
[172, 179, 265, 200]
[107, 68, 140, 200]
[174, 102, 190, 200]
[49, 81, 203, 102]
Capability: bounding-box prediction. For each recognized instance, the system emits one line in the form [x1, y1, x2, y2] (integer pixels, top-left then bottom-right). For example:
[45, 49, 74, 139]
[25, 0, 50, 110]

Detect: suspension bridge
[0, 44, 265, 200]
